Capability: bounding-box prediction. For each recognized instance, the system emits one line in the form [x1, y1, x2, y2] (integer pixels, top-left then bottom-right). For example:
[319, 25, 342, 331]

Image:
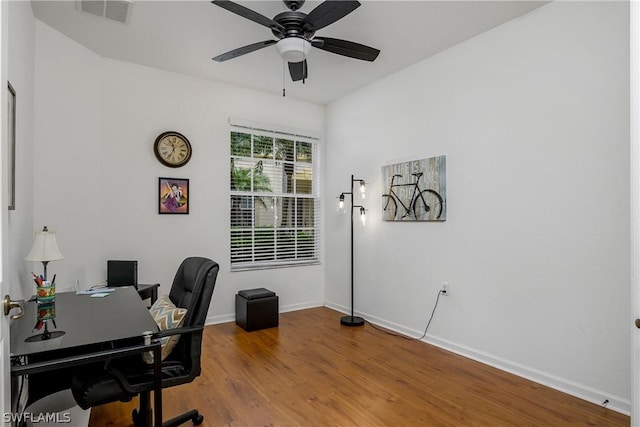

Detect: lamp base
[340, 315, 365, 327]
[25, 331, 65, 342]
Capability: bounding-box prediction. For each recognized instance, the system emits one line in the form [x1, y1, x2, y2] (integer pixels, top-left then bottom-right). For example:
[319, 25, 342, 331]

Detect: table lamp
[25, 226, 63, 280]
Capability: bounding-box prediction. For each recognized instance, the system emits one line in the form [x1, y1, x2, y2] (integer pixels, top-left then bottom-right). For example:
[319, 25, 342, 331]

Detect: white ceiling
[31, 0, 546, 105]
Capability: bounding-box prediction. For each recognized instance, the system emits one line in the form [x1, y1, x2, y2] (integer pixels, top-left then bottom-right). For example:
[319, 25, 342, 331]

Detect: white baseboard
[205, 300, 324, 326]
[280, 300, 324, 313]
[424, 334, 630, 416]
[323, 301, 631, 416]
[206, 312, 236, 325]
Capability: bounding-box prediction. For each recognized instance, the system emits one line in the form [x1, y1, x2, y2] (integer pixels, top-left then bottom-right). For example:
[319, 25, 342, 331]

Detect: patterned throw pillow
[143, 295, 187, 364]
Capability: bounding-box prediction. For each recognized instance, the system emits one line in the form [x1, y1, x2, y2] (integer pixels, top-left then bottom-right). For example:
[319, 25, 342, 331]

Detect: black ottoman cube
[235, 288, 279, 332]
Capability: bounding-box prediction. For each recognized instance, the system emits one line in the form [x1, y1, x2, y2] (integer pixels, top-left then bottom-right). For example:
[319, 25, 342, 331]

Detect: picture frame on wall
[8, 82, 16, 210]
[159, 177, 189, 214]
[381, 155, 447, 222]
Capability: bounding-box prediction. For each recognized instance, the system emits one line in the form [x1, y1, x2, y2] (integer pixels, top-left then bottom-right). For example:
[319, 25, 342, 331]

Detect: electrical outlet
[441, 282, 449, 295]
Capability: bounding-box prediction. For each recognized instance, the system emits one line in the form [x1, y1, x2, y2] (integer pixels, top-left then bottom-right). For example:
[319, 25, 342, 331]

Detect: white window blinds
[230, 124, 320, 270]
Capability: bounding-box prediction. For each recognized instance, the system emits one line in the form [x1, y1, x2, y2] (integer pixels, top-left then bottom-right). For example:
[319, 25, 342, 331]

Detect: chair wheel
[132, 409, 143, 427]
[193, 414, 204, 425]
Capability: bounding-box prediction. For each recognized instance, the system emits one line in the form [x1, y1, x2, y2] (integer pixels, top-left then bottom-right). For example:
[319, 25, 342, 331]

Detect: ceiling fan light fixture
[276, 38, 311, 63]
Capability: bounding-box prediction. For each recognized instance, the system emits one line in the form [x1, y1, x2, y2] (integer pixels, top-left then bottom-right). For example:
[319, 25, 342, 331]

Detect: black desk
[10, 287, 162, 426]
[106, 283, 160, 306]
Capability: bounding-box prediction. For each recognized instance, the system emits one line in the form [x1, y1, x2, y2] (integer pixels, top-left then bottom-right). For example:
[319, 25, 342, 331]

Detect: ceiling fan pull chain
[282, 59, 286, 97]
[300, 38, 306, 84]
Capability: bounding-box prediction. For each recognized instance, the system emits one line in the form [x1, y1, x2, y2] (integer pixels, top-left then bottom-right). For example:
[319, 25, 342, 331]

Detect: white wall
[33, 19, 102, 294]
[33, 21, 325, 321]
[325, 1, 630, 413]
[7, 1, 35, 300]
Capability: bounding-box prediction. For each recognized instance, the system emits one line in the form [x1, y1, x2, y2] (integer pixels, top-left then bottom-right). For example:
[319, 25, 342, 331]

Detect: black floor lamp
[338, 175, 367, 327]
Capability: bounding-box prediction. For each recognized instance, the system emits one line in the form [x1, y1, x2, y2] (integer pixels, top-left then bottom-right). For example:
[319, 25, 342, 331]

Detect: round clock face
[154, 131, 192, 168]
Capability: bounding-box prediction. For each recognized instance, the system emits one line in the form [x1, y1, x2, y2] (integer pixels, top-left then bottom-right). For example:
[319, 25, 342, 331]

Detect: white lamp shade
[25, 230, 64, 262]
[276, 38, 311, 63]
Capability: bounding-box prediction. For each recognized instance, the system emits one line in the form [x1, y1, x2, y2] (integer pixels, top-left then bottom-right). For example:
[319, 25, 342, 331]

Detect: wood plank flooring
[89, 307, 629, 426]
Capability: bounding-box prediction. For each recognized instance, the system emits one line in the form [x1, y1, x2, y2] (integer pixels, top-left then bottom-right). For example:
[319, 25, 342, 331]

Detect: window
[230, 126, 319, 270]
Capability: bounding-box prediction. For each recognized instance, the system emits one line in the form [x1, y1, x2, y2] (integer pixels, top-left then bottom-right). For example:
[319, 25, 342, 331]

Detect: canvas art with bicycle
[382, 155, 446, 221]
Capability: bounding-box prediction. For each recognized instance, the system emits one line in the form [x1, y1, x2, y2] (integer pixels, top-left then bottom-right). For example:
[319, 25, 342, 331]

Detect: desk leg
[150, 286, 158, 305]
[153, 344, 162, 427]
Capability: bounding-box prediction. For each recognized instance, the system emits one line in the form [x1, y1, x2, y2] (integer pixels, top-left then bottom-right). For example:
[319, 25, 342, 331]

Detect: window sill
[230, 260, 321, 272]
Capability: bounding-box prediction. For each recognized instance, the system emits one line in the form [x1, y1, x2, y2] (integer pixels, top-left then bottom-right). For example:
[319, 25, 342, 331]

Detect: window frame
[229, 125, 320, 271]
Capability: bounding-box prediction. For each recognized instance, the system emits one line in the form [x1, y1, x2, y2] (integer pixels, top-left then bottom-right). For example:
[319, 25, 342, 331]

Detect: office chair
[71, 257, 219, 427]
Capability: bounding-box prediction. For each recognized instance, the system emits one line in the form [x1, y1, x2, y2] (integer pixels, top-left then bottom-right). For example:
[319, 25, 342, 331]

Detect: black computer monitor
[107, 260, 138, 288]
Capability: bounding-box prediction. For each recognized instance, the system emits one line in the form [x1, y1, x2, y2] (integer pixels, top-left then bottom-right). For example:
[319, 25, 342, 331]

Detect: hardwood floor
[89, 307, 629, 426]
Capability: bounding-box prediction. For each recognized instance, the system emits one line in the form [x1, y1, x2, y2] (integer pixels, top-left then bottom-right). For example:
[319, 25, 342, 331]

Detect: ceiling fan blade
[212, 40, 277, 62]
[302, 1, 360, 31]
[288, 60, 308, 82]
[312, 37, 380, 62]
[211, 0, 284, 34]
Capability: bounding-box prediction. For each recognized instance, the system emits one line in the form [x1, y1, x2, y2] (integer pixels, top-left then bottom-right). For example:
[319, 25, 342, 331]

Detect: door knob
[3, 295, 24, 320]
[636, 318, 640, 329]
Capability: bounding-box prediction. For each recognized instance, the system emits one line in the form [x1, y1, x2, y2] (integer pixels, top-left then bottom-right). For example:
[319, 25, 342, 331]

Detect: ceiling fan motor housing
[272, 11, 316, 39]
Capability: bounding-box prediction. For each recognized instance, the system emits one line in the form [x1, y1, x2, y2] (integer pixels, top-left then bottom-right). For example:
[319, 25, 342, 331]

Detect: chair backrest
[169, 257, 219, 326]
[164, 257, 219, 375]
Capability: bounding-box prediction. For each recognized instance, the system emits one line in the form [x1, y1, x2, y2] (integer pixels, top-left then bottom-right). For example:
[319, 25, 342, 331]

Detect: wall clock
[153, 131, 192, 168]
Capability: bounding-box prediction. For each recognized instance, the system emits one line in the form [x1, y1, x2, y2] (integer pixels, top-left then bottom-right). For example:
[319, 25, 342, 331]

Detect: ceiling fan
[211, 0, 380, 83]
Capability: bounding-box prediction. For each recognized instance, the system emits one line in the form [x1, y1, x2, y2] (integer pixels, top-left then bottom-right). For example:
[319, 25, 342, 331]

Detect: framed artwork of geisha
[159, 177, 189, 214]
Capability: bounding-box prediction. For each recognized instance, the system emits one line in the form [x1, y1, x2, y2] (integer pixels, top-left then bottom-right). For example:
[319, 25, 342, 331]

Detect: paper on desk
[77, 288, 115, 295]
[90, 292, 111, 298]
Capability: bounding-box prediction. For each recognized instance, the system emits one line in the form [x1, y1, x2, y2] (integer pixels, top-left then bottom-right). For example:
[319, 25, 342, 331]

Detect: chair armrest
[153, 325, 204, 340]
[102, 326, 204, 395]
[99, 342, 162, 395]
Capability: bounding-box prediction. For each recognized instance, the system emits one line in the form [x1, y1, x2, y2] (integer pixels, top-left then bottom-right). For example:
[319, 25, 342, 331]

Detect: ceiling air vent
[78, 0, 132, 24]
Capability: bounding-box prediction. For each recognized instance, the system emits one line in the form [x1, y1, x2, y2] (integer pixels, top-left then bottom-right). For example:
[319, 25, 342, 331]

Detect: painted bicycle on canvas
[382, 173, 444, 221]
